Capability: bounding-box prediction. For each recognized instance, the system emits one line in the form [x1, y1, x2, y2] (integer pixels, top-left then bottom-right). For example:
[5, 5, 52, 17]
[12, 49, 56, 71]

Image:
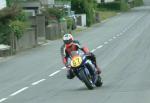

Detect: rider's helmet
[63, 33, 74, 47]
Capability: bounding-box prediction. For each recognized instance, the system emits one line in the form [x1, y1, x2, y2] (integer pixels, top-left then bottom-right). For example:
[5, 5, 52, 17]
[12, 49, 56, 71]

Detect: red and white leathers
[60, 40, 101, 79]
[61, 40, 88, 65]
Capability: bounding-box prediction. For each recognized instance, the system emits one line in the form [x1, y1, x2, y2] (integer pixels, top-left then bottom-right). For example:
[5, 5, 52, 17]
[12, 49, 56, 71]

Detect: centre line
[31, 79, 46, 86]
[10, 87, 29, 96]
[0, 98, 7, 103]
[49, 70, 61, 77]
[97, 45, 103, 49]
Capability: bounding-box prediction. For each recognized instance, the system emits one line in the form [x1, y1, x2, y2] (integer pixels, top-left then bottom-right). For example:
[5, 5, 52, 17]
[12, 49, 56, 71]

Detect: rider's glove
[85, 52, 92, 56]
[65, 63, 71, 68]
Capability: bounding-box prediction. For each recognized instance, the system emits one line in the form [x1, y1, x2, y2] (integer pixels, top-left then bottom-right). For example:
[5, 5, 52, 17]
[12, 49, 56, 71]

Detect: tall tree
[71, 0, 96, 26]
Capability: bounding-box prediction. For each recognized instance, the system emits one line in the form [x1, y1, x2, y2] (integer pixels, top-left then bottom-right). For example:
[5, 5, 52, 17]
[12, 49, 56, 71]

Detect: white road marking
[91, 49, 96, 53]
[122, 29, 127, 33]
[113, 36, 116, 39]
[10, 87, 29, 96]
[119, 32, 123, 35]
[104, 42, 108, 44]
[0, 98, 7, 103]
[97, 45, 103, 49]
[49, 70, 61, 77]
[31, 79, 46, 86]
[61, 67, 66, 70]
[109, 39, 113, 41]
[116, 34, 120, 37]
[124, 28, 128, 31]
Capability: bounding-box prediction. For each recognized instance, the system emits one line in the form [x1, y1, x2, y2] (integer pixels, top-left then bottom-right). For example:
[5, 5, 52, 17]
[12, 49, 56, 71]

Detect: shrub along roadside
[97, 1, 129, 11]
[65, 17, 73, 31]
[99, 11, 117, 21]
[98, 1, 121, 11]
[120, 0, 130, 11]
[0, 5, 27, 45]
[42, 7, 76, 32]
[71, 0, 96, 27]
[42, 7, 65, 23]
[133, 0, 144, 6]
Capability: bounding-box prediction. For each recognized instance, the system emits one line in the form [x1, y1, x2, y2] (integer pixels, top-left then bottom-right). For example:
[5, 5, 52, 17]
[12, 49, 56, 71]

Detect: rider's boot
[67, 69, 75, 79]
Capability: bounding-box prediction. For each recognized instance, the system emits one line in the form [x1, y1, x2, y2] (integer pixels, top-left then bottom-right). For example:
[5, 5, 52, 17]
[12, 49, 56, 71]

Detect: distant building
[20, 2, 41, 16]
[40, 0, 55, 5]
[97, 0, 114, 3]
[0, 0, 6, 10]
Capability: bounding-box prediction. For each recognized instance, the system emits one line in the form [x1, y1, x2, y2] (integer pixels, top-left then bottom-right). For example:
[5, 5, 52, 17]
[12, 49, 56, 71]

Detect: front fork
[73, 67, 90, 82]
[85, 63, 98, 84]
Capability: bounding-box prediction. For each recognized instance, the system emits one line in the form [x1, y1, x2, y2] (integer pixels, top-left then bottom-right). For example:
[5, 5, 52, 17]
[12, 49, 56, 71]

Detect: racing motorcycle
[68, 50, 102, 90]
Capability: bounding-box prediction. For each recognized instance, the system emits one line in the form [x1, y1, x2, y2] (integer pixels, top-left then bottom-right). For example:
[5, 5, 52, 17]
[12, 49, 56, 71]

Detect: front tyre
[78, 69, 94, 90]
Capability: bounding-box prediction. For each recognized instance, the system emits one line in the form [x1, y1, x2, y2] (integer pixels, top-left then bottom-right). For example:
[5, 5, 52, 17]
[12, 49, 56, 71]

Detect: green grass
[99, 11, 117, 21]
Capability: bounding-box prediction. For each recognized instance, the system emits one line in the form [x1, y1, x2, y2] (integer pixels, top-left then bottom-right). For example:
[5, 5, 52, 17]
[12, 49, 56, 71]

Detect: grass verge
[99, 11, 118, 21]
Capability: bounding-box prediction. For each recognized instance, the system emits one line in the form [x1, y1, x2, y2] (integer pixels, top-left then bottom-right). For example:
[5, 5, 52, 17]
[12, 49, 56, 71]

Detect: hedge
[134, 0, 144, 6]
[71, 0, 96, 26]
[98, 1, 121, 11]
[98, 1, 129, 11]
[0, 5, 27, 45]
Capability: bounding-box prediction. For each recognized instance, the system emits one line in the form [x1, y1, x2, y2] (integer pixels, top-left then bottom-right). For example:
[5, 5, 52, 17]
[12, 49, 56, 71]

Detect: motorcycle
[68, 50, 102, 90]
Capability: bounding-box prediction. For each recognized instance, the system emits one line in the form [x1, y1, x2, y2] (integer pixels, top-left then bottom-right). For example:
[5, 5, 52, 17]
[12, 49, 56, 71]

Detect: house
[40, 0, 55, 6]
[0, 0, 6, 10]
[19, 0, 55, 16]
[20, 1, 42, 16]
[97, 0, 115, 3]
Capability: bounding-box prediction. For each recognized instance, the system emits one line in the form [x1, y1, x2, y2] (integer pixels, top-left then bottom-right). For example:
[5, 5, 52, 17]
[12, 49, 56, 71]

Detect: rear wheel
[78, 69, 94, 90]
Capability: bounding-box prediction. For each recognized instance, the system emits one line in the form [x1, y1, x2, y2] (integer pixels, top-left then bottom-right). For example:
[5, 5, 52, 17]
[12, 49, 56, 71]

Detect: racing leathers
[60, 40, 101, 79]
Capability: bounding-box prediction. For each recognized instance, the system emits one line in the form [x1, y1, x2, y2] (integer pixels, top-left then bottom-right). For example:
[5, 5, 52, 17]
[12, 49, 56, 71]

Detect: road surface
[0, 1, 150, 103]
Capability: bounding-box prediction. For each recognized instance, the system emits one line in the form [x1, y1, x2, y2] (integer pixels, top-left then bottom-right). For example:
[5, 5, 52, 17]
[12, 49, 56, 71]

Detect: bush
[43, 7, 65, 22]
[0, 6, 21, 21]
[133, 0, 143, 6]
[9, 20, 27, 39]
[98, 1, 129, 11]
[65, 17, 73, 31]
[0, 5, 27, 44]
[98, 1, 121, 11]
[120, 0, 130, 11]
[71, 0, 96, 26]
[0, 23, 11, 44]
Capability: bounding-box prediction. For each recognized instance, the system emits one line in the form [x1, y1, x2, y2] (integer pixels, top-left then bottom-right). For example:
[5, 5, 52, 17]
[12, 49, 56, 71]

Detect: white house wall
[97, 0, 114, 3]
[40, 0, 54, 5]
[48, 0, 54, 4]
[105, 0, 114, 3]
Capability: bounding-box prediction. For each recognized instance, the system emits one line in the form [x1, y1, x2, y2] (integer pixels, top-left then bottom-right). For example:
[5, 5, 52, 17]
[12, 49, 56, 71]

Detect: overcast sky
[0, 0, 6, 10]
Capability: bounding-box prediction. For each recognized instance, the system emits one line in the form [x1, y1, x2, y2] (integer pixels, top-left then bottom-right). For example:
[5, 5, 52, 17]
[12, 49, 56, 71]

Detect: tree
[71, 0, 96, 26]
[0, 5, 27, 45]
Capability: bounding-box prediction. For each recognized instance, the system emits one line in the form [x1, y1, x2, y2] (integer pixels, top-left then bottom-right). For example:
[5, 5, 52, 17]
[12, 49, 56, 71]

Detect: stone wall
[46, 21, 67, 40]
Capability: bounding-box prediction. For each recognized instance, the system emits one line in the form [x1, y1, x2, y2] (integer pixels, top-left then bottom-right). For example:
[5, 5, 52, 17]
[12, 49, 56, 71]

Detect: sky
[0, 0, 6, 10]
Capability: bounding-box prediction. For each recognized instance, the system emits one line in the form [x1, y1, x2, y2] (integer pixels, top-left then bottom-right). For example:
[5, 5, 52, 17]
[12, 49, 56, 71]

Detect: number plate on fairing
[71, 56, 82, 67]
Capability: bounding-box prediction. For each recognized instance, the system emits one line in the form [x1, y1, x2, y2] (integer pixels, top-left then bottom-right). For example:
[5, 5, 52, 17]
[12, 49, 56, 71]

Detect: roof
[20, 2, 41, 8]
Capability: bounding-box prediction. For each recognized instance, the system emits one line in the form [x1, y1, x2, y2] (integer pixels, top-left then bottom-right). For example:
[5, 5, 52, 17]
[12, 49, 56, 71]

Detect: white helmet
[63, 33, 74, 44]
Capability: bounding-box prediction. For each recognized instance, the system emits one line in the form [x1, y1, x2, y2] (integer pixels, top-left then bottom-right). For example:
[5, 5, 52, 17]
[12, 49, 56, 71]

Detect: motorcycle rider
[61, 33, 101, 79]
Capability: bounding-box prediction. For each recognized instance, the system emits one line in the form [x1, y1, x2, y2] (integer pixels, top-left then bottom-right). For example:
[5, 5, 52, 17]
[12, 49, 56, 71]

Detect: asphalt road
[0, 2, 150, 103]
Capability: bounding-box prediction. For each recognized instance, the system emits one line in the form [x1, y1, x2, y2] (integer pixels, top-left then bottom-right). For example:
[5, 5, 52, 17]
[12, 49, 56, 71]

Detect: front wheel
[78, 69, 94, 90]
